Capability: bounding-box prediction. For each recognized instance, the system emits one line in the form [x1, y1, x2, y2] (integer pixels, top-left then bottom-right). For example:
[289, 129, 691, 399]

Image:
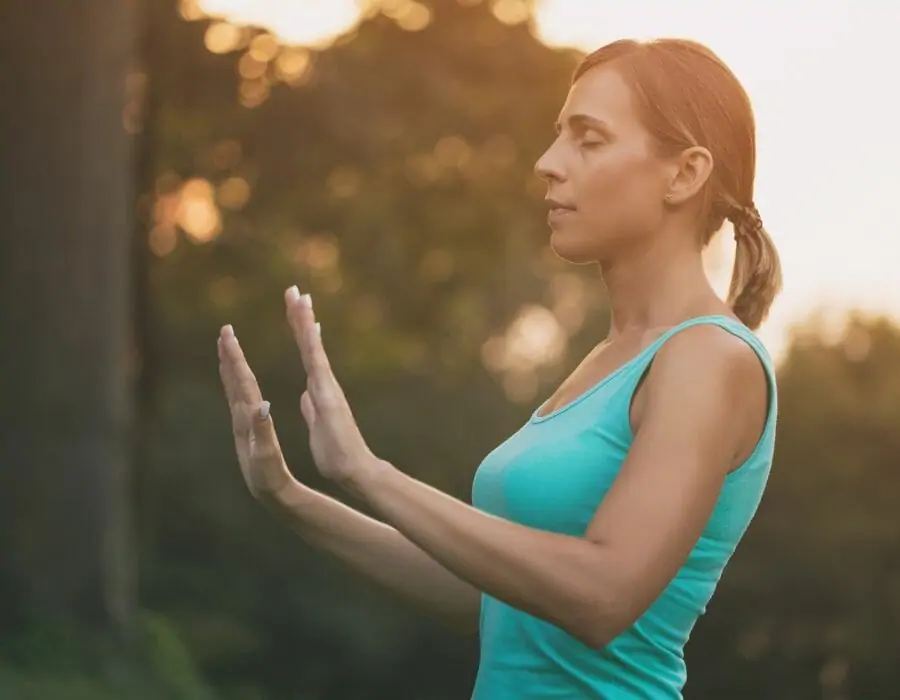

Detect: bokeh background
[2, 1, 899, 698]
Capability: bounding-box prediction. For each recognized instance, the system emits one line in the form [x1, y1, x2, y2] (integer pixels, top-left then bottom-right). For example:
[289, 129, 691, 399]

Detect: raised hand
[218, 324, 295, 503]
[283, 286, 382, 492]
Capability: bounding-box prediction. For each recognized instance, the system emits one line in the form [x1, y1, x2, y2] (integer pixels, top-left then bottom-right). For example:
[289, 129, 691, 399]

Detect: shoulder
[636, 322, 769, 461]
[648, 322, 767, 397]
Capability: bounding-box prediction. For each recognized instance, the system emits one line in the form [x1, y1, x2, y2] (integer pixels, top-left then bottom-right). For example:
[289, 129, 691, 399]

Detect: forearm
[271, 480, 481, 633]
[357, 461, 609, 646]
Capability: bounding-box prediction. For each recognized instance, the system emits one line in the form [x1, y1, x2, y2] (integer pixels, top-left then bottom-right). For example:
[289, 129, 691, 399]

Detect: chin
[549, 229, 601, 265]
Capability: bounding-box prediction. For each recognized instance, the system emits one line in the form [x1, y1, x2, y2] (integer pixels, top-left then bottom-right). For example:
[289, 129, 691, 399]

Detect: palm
[218, 331, 293, 501]
[286, 290, 377, 487]
[301, 384, 368, 483]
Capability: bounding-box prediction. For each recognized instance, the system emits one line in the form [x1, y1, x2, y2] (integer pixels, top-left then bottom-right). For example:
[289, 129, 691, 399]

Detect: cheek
[579, 148, 663, 219]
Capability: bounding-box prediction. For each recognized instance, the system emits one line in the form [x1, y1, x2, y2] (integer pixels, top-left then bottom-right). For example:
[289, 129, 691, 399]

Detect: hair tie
[731, 203, 763, 241]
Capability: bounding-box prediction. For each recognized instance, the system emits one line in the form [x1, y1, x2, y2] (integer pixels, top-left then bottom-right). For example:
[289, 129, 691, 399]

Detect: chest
[535, 337, 657, 423]
[471, 408, 633, 536]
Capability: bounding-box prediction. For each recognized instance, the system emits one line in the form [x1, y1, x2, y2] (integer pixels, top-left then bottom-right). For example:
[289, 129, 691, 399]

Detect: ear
[663, 146, 714, 205]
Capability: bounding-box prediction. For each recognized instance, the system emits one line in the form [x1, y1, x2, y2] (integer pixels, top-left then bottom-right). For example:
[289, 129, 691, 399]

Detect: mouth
[545, 197, 576, 214]
[546, 197, 576, 223]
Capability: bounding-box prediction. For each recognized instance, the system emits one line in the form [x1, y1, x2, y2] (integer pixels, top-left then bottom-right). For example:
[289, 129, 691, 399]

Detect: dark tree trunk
[0, 0, 138, 638]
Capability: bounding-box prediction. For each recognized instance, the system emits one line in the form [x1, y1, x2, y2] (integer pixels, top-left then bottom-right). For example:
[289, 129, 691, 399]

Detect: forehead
[557, 64, 641, 131]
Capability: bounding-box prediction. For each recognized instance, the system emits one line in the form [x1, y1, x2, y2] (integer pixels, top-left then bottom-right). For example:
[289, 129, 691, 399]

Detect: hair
[574, 39, 782, 330]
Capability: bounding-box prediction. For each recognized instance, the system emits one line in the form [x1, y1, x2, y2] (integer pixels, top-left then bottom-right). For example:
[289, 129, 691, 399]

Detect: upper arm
[583, 326, 768, 636]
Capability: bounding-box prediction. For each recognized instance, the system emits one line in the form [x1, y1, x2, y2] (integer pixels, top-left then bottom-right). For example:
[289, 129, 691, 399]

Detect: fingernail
[258, 401, 271, 421]
[287, 286, 300, 301]
[223, 324, 234, 338]
[299, 293, 312, 308]
[315, 322, 321, 337]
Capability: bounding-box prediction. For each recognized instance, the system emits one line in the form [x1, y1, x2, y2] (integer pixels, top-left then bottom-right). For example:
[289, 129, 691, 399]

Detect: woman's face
[534, 64, 674, 264]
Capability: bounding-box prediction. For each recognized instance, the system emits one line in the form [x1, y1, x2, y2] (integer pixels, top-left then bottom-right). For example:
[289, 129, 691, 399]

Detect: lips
[545, 197, 576, 213]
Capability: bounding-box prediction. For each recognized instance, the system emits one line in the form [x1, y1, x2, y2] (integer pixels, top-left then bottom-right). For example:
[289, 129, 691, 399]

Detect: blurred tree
[686, 313, 900, 699]
[0, 0, 138, 638]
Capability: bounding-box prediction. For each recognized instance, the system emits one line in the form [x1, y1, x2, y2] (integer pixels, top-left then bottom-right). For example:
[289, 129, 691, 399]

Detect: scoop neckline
[529, 314, 741, 424]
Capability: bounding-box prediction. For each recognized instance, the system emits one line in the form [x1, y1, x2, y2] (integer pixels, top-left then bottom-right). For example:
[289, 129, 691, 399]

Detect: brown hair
[574, 39, 782, 330]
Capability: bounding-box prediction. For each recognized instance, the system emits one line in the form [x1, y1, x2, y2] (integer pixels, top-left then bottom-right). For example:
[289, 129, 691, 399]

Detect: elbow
[563, 590, 633, 650]
[567, 619, 616, 651]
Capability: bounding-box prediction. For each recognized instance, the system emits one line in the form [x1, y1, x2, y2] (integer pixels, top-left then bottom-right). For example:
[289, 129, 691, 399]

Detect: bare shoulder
[649, 323, 767, 393]
[637, 323, 769, 463]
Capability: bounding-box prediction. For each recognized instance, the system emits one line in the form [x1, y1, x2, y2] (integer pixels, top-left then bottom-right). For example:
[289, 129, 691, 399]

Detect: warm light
[238, 52, 268, 80]
[217, 177, 251, 210]
[481, 304, 567, 378]
[249, 32, 280, 62]
[549, 272, 591, 334]
[392, 2, 432, 31]
[198, 0, 364, 47]
[178, 178, 222, 242]
[239, 78, 270, 108]
[179, 0, 205, 21]
[183, 0, 900, 364]
[502, 370, 540, 404]
[505, 305, 566, 369]
[149, 226, 178, 257]
[490, 0, 530, 26]
[296, 234, 341, 271]
[204, 21, 244, 54]
[275, 48, 312, 85]
[434, 136, 472, 170]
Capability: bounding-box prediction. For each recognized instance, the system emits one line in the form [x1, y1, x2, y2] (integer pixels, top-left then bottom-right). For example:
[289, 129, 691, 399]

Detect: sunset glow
[185, 0, 900, 363]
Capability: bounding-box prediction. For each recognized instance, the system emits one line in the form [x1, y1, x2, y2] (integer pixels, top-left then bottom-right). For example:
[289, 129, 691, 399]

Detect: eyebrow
[554, 113, 612, 135]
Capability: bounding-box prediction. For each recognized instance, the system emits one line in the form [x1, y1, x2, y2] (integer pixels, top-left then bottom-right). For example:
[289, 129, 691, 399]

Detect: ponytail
[726, 204, 782, 330]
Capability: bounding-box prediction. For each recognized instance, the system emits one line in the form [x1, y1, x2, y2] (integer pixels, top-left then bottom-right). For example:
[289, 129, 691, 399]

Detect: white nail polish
[258, 401, 271, 421]
[287, 286, 300, 301]
[315, 322, 321, 337]
[300, 293, 312, 308]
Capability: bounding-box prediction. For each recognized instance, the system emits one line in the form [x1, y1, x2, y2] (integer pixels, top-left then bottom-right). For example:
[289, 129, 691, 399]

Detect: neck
[600, 236, 720, 339]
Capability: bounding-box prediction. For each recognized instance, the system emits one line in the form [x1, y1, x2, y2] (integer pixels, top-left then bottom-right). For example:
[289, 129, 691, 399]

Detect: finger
[218, 338, 239, 408]
[284, 288, 339, 399]
[220, 324, 264, 405]
[284, 286, 314, 363]
[249, 400, 283, 462]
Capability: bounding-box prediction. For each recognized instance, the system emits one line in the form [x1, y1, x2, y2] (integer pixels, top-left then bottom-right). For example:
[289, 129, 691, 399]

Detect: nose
[534, 141, 564, 184]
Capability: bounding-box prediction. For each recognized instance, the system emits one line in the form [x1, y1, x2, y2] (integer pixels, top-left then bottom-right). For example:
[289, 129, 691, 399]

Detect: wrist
[263, 477, 312, 513]
[345, 455, 395, 502]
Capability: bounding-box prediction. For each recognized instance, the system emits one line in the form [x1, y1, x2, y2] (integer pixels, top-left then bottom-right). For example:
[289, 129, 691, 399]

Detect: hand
[284, 286, 383, 493]
[218, 324, 295, 504]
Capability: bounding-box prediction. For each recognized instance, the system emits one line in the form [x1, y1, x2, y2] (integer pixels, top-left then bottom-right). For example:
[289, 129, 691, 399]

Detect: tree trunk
[0, 0, 137, 637]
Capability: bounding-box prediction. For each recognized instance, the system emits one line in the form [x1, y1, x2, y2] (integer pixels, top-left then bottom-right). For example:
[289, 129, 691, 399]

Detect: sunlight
[197, 0, 365, 47]
[185, 0, 900, 363]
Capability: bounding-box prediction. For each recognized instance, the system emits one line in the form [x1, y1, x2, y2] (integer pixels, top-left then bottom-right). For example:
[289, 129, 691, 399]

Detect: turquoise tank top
[470, 315, 778, 699]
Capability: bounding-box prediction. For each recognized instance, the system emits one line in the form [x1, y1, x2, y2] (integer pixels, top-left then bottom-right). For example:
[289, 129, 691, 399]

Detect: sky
[195, 0, 900, 361]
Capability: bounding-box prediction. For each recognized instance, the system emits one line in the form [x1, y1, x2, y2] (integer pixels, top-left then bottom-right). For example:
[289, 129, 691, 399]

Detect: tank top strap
[614, 314, 778, 424]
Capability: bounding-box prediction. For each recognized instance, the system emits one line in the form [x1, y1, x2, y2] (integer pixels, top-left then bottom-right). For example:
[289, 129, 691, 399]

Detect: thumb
[249, 401, 283, 461]
[300, 391, 317, 427]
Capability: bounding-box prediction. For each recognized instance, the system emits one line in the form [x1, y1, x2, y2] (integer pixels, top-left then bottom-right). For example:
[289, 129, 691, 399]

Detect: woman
[217, 38, 781, 699]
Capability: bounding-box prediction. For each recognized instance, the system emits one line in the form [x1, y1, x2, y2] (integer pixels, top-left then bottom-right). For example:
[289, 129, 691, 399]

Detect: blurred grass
[0, 612, 215, 700]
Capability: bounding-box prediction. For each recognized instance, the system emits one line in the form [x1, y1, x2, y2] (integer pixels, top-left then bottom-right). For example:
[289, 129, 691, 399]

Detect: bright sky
[196, 0, 900, 361]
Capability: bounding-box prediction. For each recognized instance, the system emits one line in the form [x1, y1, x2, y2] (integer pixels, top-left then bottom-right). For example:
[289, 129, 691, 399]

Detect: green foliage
[136, 1, 900, 697]
[5, 0, 899, 698]
[0, 612, 215, 700]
